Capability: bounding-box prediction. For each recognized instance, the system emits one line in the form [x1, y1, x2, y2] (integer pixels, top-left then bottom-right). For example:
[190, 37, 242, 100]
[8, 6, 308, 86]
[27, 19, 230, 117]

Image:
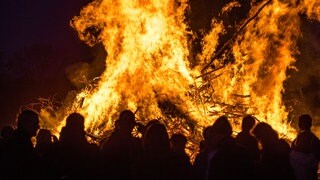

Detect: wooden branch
[196, 66, 225, 79]
[231, 94, 251, 98]
[201, 0, 273, 73]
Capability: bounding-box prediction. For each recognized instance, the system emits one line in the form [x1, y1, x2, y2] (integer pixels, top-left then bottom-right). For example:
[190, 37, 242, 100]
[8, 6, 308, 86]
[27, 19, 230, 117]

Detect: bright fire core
[40, 0, 320, 147]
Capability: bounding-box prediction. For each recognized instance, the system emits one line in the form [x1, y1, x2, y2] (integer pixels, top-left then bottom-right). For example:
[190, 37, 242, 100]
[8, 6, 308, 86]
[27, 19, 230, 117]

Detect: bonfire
[23, 0, 320, 158]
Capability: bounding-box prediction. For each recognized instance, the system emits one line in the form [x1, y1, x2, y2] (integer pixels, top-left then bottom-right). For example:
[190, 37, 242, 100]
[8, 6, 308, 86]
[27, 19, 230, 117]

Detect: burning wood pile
[24, 0, 320, 157]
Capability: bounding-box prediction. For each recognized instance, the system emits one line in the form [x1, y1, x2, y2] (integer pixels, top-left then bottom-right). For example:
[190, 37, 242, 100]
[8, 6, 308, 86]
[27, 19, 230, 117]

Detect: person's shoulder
[236, 132, 255, 140]
[297, 131, 316, 141]
[274, 138, 291, 154]
[105, 131, 121, 142]
[8, 130, 26, 143]
[310, 132, 320, 140]
[310, 132, 320, 146]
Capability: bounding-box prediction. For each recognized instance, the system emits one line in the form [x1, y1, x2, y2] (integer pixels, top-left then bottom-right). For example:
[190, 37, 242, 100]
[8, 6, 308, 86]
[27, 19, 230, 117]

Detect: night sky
[0, 0, 320, 131]
[0, 0, 93, 126]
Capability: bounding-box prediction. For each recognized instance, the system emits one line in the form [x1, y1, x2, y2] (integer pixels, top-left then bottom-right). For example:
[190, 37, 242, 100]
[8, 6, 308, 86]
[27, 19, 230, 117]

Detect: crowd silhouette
[0, 109, 319, 180]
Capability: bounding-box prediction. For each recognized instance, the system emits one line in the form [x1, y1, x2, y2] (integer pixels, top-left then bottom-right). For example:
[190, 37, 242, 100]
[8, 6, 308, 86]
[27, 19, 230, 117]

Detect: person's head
[143, 123, 170, 154]
[170, 133, 187, 152]
[242, 115, 256, 133]
[1, 125, 14, 140]
[212, 116, 232, 137]
[66, 113, 84, 128]
[202, 126, 212, 140]
[61, 113, 85, 140]
[298, 114, 312, 131]
[36, 129, 52, 145]
[146, 119, 160, 130]
[202, 126, 214, 148]
[17, 110, 39, 137]
[117, 110, 136, 135]
[252, 122, 278, 145]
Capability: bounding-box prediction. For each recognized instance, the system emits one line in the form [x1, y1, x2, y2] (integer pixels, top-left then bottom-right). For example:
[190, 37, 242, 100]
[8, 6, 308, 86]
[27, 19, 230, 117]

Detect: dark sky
[0, 0, 93, 126]
[0, 0, 91, 52]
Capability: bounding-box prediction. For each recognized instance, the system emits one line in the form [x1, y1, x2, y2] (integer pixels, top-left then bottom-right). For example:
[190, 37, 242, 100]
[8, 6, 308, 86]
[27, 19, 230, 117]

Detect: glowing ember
[39, 0, 320, 144]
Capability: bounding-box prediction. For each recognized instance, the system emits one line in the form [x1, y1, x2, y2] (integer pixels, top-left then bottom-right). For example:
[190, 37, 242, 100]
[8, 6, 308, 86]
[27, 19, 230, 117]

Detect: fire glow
[39, 0, 320, 145]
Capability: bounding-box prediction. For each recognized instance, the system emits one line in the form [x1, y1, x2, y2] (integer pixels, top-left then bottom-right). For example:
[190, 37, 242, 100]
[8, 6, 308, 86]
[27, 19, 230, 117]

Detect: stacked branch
[201, 0, 272, 74]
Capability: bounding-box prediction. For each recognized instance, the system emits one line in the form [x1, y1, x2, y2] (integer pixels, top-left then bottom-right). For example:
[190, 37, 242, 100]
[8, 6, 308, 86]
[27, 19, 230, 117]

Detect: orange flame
[40, 0, 320, 142]
[68, 0, 203, 137]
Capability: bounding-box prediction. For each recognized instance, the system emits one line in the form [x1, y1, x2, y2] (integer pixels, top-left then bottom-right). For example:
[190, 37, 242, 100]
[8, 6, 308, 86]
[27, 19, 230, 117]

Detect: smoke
[66, 44, 106, 89]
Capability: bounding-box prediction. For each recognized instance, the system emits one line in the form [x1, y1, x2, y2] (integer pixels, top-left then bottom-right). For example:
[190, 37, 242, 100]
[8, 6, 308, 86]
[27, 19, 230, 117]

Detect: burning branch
[201, 0, 273, 73]
[196, 66, 225, 79]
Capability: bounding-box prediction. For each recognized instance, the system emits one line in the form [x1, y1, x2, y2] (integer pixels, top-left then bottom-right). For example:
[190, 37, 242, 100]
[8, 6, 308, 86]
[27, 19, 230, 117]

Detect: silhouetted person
[0, 125, 14, 159]
[170, 133, 193, 180]
[193, 126, 216, 180]
[56, 113, 99, 179]
[208, 116, 253, 180]
[236, 115, 259, 162]
[101, 110, 142, 179]
[142, 119, 160, 135]
[139, 119, 160, 145]
[35, 129, 53, 156]
[170, 133, 189, 162]
[35, 129, 57, 179]
[290, 114, 320, 180]
[253, 122, 294, 180]
[1, 125, 14, 141]
[132, 123, 183, 180]
[2, 110, 40, 179]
